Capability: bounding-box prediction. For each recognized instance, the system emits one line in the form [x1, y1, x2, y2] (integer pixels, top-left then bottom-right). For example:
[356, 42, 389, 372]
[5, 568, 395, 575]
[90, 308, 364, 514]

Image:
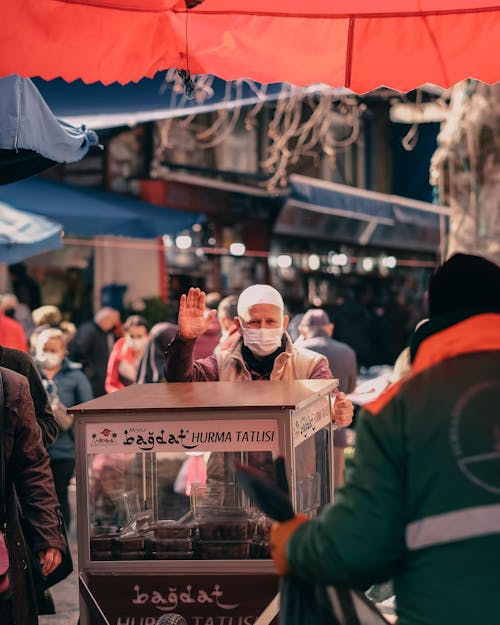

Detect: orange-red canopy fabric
[2, 0, 499, 91]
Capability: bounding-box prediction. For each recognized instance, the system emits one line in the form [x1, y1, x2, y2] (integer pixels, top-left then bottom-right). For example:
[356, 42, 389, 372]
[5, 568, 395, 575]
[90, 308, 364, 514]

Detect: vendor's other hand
[178, 288, 217, 340]
[39, 548, 62, 576]
[270, 513, 308, 575]
[333, 392, 354, 428]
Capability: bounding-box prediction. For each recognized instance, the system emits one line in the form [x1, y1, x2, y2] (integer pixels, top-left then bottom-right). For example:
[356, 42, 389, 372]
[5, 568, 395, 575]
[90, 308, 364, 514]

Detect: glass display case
[72, 379, 337, 625]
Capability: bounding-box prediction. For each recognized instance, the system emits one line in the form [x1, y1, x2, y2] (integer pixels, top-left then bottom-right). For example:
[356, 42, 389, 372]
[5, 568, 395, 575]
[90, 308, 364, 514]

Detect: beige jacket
[216, 334, 329, 381]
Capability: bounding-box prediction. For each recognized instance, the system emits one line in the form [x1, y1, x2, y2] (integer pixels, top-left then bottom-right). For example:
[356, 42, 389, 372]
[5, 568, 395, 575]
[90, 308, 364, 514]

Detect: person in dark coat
[0, 344, 59, 614]
[68, 307, 120, 398]
[0, 345, 57, 447]
[297, 309, 358, 394]
[8, 263, 41, 311]
[0, 366, 65, 625]
[330, 290, 373, 368]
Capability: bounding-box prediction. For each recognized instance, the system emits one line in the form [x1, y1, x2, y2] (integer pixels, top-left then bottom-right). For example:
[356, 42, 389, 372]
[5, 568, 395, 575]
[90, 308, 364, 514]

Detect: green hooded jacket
[287, 311, 500, 625]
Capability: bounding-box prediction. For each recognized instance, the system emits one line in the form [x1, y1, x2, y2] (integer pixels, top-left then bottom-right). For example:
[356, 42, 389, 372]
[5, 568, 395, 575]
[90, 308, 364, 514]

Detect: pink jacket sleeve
[105, 339, 123, 393]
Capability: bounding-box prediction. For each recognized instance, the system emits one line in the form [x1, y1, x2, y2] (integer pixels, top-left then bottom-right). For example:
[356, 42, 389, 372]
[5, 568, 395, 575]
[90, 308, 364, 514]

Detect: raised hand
[178, 288, 217, 340]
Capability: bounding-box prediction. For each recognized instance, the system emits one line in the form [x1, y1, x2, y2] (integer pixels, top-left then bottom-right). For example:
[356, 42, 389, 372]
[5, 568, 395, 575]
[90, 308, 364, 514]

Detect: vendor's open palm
[178, 288, 217, 340]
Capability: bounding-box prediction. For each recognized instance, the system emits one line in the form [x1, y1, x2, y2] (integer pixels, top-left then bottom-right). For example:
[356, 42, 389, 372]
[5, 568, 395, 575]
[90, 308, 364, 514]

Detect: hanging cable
[402, 89, 422, 151]
[176, 2, 196, 99]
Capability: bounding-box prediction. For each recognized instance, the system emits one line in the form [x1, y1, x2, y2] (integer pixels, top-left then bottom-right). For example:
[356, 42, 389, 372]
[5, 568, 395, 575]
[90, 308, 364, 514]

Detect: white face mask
[242, 328, 283, 357]
[126, 336, 148, 353]
[37, 351, 63, 369]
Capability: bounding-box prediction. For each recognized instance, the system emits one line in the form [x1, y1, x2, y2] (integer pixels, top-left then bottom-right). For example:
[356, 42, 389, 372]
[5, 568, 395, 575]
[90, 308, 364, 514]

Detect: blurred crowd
[1, 269, 426, 396]
[0, 271, 427, 478]
[0, 275, 415, 523]
[0, 265, 427, 541]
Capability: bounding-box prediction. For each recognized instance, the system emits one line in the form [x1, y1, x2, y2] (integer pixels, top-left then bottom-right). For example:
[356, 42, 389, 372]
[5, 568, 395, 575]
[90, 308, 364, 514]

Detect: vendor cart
[71, 379, 337, 625]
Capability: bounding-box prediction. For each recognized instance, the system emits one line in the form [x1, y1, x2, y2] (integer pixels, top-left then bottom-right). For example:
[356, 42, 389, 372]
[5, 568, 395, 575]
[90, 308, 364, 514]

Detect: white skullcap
[237, 285, 284, 320]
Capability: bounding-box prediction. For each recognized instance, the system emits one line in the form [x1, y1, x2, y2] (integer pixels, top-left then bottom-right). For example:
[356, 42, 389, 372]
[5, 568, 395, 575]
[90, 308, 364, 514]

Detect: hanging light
[277, 254, 293, 268]
[327, 266, 341, 275]
[382, 255, 397, 269]
[175, 234, 192, 250]
[362, 257, 374, 272]
[229, 242, 246, 256]
[330, 253, 348, 266]
[308, 254, 321, 271]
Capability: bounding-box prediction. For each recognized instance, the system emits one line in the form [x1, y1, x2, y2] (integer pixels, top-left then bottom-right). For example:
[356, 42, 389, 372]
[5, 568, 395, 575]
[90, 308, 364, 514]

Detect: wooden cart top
[69, 380, 337, 414]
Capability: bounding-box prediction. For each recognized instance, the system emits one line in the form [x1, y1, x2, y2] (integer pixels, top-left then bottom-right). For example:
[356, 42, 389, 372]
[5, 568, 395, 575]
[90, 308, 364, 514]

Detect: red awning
[2, 1, 499, 91]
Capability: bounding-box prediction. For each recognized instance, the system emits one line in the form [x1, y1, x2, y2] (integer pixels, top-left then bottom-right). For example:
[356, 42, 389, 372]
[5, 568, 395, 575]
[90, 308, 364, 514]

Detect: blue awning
[33, 75, 347, 130]
[0, 75, 98, 163]
[0, 178, 202, 239]
[0, 202, 62, 263]
[275, 175, 449, 254]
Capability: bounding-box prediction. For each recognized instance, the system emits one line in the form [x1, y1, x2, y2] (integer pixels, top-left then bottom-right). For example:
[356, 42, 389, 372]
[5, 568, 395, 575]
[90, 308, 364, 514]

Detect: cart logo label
[85, 420, 278, 454]
[90, 427, 118, 448]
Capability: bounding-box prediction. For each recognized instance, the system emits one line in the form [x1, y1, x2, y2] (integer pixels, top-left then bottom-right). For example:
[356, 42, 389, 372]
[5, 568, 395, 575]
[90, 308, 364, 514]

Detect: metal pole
[79, 574, 112, 625]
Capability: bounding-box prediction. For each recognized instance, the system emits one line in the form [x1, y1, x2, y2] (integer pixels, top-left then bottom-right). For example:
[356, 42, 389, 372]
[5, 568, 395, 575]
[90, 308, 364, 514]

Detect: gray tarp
[0, 74, 98, 163]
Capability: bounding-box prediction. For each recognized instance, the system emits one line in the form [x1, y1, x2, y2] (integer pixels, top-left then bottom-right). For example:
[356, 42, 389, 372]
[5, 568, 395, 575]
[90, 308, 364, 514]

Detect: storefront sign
[86, 574, 278, 625]
[86, 420, 279, 454]
[292, 396, 331, 446]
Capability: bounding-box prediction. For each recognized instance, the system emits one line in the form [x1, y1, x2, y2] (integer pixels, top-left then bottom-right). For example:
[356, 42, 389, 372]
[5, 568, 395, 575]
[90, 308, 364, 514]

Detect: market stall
[71, 379, 337, 625]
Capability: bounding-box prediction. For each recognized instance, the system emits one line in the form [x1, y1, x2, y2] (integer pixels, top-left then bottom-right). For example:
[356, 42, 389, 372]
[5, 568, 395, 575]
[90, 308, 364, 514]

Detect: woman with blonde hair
[35, 329, 92, 529]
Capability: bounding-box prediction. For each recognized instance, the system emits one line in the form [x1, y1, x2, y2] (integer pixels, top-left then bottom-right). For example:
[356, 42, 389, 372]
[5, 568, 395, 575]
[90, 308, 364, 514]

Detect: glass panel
[87, 449, 276, 561]
[294, 426, 331, 517]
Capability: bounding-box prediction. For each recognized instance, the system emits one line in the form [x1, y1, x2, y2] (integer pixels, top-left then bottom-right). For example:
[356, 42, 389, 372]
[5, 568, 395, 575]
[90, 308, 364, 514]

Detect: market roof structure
[275, 175, 450, 254]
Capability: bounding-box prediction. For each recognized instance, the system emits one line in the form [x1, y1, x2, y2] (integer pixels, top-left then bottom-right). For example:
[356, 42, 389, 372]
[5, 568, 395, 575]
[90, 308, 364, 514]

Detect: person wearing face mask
[105, 315, 150, 393]
[165, 285, 353, 424]
[35, 329, 93, 529]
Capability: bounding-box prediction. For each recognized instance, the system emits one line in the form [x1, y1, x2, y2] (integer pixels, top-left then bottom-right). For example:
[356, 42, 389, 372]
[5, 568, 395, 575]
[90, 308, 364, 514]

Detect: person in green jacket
[271, 253, 500, 625]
